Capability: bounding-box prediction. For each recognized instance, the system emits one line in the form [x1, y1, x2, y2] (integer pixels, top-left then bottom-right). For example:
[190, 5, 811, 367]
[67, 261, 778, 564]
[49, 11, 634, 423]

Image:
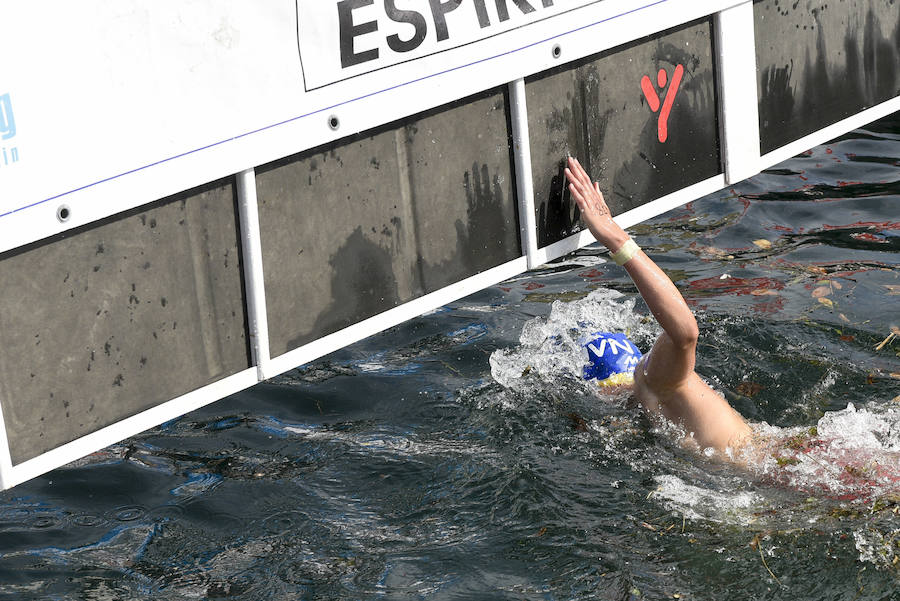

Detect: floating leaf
[751, 288, 778, 296]
[753, 239, 773, 249]
[839, 313, 851, 323]
[568, 412, 589, 432]
[844, 465, 870, 478]
[737, 381, 763, 397]
[885, 285, 900, 296]
[812, 287, 832, 298]
[832, 281, 843, 290]
[840, 335, 855, 342]
[817, 297, 834, 308]
[698, 246, 729, 257]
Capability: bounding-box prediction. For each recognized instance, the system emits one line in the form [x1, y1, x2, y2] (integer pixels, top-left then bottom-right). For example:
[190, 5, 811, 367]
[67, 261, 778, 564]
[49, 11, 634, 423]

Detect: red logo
[640, 64, 684, 143]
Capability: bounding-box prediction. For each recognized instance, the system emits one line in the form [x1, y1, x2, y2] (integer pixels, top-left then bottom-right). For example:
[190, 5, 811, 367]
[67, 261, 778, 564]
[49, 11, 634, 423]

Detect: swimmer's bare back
[564, 157, 751, 453]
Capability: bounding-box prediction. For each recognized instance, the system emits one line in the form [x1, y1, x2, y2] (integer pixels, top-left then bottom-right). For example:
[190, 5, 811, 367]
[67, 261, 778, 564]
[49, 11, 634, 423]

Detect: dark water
[1, 114, 898, 600]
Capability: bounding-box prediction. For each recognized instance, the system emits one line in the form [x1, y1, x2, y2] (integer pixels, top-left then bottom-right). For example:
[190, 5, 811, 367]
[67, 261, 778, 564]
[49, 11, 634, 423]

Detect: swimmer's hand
[564, 157, 629, 252]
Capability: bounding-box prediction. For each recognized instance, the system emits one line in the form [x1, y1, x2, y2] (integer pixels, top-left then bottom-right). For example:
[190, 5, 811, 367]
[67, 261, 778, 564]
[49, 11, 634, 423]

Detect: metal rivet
[552, 44, 562, 59]
[56, 205, 71, 223]
[328, 115, 340, 131]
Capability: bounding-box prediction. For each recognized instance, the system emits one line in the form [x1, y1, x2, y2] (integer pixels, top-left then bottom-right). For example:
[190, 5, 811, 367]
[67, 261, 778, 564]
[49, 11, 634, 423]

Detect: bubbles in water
[109, 505, 146, 522]
[71, 513, 106, 527]
[817, 403, 900, 453]
[27, 515, 60, 529]
[854, 527, 900, 569]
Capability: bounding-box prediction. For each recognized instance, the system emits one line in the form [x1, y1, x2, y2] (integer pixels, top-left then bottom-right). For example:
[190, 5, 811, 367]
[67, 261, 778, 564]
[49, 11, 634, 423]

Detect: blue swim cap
[582, 332, 642, 384]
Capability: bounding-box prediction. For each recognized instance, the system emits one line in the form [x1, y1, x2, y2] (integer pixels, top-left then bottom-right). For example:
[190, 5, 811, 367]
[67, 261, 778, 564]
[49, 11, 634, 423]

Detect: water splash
[652, 474, 764, 525]
[745, 404, 900, 503]
[489, 288, 658, 392]
[490, 284, 900, 574]
[854, 527, 900, 569]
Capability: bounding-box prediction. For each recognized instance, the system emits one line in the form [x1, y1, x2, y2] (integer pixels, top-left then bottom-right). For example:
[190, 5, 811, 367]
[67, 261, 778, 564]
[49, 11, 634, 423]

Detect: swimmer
[564, 156, 751, 453]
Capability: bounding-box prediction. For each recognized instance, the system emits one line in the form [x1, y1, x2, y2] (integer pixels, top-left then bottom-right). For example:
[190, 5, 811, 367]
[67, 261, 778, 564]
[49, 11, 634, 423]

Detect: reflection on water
[0, 114, 897, 599]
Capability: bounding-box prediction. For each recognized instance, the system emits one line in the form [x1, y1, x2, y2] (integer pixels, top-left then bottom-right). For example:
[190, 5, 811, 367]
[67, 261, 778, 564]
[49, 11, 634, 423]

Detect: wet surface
[0, 114, 898, 599]
[755, 0, 900, 153]
[255, 88, 519, 356]
[0, 178, 249, 464]
[527, 18, 721, 246]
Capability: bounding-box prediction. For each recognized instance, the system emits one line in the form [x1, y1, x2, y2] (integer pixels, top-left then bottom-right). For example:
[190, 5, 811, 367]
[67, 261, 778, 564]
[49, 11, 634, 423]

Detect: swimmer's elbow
[670, 319, 699, 349]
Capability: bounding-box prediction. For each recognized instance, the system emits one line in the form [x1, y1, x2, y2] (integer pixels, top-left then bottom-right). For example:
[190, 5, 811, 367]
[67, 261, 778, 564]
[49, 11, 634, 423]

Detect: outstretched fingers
[564, 167, 604, 216]
[567, 179, 586, 205]
[567, 181, 594, 216]
[565, 157, 593, 191]
[565, 163, 593, 212]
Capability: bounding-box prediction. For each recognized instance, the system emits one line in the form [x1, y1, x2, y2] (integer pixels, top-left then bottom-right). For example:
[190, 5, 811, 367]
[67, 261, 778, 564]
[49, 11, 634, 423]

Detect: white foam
[489, 288, 657, 392]
[652, 474, 762, 525]
[854, 527, 900, 568]
[743, 404, 900, 502]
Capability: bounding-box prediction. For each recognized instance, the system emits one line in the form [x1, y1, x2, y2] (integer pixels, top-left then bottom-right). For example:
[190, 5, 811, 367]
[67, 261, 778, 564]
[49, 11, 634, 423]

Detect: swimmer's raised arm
[564, 157, 750, 452]
[564, 157, 697, 388]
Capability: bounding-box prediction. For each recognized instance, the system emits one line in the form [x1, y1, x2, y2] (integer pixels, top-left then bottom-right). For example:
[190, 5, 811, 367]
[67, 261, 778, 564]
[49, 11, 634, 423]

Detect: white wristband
[610, 238, 640, 266]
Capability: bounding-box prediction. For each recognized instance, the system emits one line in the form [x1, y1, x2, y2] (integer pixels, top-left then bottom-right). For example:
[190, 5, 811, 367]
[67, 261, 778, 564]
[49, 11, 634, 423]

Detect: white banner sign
[0, 0, 740, 255]
[297, 0, 602, 90]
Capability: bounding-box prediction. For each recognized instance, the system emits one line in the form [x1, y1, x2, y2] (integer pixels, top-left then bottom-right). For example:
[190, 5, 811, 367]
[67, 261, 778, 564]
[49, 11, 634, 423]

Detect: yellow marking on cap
[595, 372, 635, 388]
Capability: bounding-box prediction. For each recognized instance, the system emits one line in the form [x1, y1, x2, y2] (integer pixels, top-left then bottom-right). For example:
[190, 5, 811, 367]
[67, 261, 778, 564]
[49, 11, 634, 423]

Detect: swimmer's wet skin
[565, 157, 751, 454]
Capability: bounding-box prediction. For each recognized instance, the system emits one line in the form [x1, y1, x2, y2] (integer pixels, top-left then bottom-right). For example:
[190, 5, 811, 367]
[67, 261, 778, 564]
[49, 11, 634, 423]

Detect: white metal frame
[714, 2, 761, 184]
[510, 78, 541, 270]
[236, 168, 273, 381]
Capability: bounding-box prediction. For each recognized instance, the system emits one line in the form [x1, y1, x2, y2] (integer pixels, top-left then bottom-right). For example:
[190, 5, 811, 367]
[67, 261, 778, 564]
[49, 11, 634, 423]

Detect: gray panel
[755, 0, 900, 154]
[0, 179, 250, 465]
[526, 19, 721, 247]
[256, 89, 519, 357]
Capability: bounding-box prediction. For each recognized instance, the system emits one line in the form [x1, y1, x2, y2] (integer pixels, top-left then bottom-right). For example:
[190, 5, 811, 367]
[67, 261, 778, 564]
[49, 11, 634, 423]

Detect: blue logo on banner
[0, 93, 20, 168]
